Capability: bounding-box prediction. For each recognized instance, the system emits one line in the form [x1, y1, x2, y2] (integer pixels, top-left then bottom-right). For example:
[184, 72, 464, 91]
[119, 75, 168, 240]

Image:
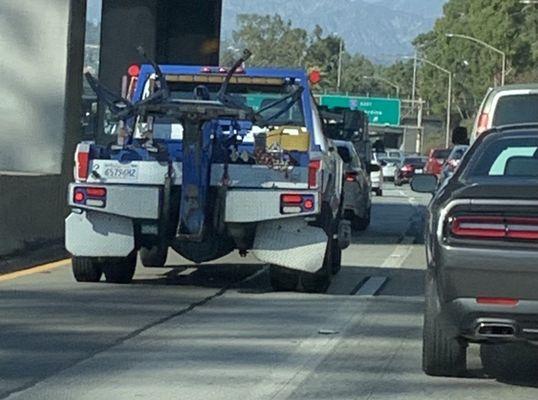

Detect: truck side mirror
[452, 126, 469, 145]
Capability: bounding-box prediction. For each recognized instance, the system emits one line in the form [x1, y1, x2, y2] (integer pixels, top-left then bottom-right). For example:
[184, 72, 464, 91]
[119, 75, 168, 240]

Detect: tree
[222, 14, 308, 68]
[412, 0, 537, 121]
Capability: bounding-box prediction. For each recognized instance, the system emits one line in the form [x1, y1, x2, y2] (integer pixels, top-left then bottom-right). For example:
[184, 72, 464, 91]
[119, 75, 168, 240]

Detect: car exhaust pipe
[475, 321, 516, 338]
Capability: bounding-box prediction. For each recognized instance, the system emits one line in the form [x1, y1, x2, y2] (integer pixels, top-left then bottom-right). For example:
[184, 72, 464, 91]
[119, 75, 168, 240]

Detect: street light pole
[413, 57, 452, 147]
[411, 51, 418, 104]
[362, 75, 400, 98]
[445, 33, 506, 86]
[337, 38, 343, 92]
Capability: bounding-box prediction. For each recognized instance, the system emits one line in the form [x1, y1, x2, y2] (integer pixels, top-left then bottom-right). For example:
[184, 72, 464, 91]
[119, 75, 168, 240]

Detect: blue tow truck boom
[66, 50, 352, 292]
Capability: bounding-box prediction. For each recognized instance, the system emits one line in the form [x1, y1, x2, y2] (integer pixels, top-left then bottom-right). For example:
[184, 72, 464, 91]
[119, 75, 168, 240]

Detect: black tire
[270, 265, 299, 291]
[331, 238, 342, 275]
[72, 257, 102, 283]
[480, 343, 538, 380]
[300, 235, 334, 293]
[140, 245, 168, 268]
[376, 189, 383, 197]
[102, 252, 137, 284]
[422, 273, 467, 377]
[352, 207, 371, 231]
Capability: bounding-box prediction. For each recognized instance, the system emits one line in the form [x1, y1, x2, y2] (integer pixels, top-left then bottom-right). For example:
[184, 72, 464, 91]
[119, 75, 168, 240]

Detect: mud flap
[65, 210, 134, 257]
[252, 218, 327, 273]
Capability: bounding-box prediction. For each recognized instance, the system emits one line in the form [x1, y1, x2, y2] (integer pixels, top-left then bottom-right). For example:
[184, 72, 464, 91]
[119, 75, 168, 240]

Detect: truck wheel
[331, 238, 342, 275]
[72, 257, 102, 283]
[353, 207, 371, 231]
[140, 245, 168, 268]
[376, 189, 383, 197]
[300, 237, 334, 293]
[269, 265, 299, 292]
[102, 252, 137, 284]
[422, 273, 467, 377]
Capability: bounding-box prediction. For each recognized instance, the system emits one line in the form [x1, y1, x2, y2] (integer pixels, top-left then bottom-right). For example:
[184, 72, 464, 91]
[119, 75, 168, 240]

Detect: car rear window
[493, 94, 538, 126]
[432, 149, 450, 159]
[465, 134, 538, 178]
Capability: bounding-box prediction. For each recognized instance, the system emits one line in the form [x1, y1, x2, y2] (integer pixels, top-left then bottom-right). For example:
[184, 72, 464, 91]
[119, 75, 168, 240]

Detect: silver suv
[471, 84, 538, 141]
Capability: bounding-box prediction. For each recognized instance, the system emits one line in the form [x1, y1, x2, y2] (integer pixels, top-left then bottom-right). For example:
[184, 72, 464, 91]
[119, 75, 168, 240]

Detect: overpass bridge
[0, 0, 222, 258]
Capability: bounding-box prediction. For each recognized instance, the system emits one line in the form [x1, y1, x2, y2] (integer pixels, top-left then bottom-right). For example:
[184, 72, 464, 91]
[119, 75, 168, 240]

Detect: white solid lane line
[355, 276, 388, 296]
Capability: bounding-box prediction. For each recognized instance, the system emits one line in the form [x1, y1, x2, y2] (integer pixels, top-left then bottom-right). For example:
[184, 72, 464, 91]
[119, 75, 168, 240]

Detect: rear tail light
[345, 171, 358, 182]
[73, 186, 107, 208]
[75, 143, 91, 182]
[308, 160, 322, 189]
[280, 194, 316, 214]
[450, 216, 538, 240]
[127, 64, 140, 77]
[477, 113, 489, 135]
[477, 297, 519, 306]
[401, 164, 412, 172]
[201, 66, 213, 73]
[436, 158, 445, 165]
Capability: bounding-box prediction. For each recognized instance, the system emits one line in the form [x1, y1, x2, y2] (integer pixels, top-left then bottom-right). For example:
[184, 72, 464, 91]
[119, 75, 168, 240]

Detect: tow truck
[65, 50, 357, 292]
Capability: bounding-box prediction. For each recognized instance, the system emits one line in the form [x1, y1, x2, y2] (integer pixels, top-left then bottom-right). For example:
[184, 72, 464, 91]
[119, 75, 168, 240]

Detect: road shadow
[132, 263, 263, 289]
[479, 343, 538, 387]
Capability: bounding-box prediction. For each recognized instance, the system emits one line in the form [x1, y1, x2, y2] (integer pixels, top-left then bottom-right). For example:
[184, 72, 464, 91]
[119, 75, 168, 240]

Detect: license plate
[102, 164, 139, 180]
[415, 169, 423, 174]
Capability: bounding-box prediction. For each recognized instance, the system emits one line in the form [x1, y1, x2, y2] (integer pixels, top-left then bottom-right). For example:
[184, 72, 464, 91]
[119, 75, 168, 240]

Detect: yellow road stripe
[0, 259, 70, 282]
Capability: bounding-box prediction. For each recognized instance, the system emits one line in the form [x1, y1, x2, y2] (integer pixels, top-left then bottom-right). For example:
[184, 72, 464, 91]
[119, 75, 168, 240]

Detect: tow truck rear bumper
[66, 183, 323, 262]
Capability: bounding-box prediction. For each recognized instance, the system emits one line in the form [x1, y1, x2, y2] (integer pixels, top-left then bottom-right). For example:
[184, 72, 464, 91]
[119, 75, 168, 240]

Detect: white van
[471, 84, 538, 142]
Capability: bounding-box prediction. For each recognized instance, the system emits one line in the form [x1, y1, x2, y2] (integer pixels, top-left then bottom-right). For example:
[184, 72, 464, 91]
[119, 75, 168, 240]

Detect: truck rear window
[493, 94, 538, 126]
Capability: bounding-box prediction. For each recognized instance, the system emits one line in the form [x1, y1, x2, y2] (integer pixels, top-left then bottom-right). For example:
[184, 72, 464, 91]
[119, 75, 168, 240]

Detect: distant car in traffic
[380, 157, 400, 181]
[425, 148, 451, 176]
[336, 141, 372, 231]
[370, 162, 384, 197]
[440, 145, 469, 181]
[394, 156, 427, 186]
[471, 84, 538, 141]
[385, 148, 405, 163]
[412, 124, 538, 378]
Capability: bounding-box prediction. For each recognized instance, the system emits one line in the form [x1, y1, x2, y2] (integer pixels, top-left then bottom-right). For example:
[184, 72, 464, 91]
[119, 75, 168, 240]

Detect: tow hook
[337, 219, 351, 249]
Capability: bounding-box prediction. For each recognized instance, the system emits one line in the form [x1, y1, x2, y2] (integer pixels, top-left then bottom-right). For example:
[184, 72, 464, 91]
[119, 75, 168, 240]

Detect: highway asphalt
[1, 184, 538, 399]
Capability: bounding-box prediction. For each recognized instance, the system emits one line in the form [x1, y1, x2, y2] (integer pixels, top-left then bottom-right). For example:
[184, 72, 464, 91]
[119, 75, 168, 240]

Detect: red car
[425, 148, 451, 176]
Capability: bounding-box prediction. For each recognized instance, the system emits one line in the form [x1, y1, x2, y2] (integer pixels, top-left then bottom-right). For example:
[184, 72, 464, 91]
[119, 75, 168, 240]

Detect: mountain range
[87, 0, 447, 63]
[221, 0, 447, 63]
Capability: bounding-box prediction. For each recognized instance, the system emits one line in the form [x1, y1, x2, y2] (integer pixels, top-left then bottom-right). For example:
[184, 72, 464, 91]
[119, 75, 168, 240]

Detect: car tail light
[436, 158, 445, 165]
[477, 113, 489, 135]
[280, 194, 316, 214]
[448, 159, 460, 169]
[450, 216, 506, 239]
[308, 160, 322, 189]
[450, 216, 538, 240]
[201, 66, 213, 73]
[75, 143, 91, 182]
[401, 164, 412, 172]
[477, 297, 519, 306]
[73, 186, 107, 208]
[218, 67, 228, 74]
[345, 171, 358, 182]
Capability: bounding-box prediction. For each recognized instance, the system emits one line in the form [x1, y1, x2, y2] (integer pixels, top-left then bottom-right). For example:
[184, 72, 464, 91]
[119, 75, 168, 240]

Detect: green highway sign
[318, 95, 401, 126]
